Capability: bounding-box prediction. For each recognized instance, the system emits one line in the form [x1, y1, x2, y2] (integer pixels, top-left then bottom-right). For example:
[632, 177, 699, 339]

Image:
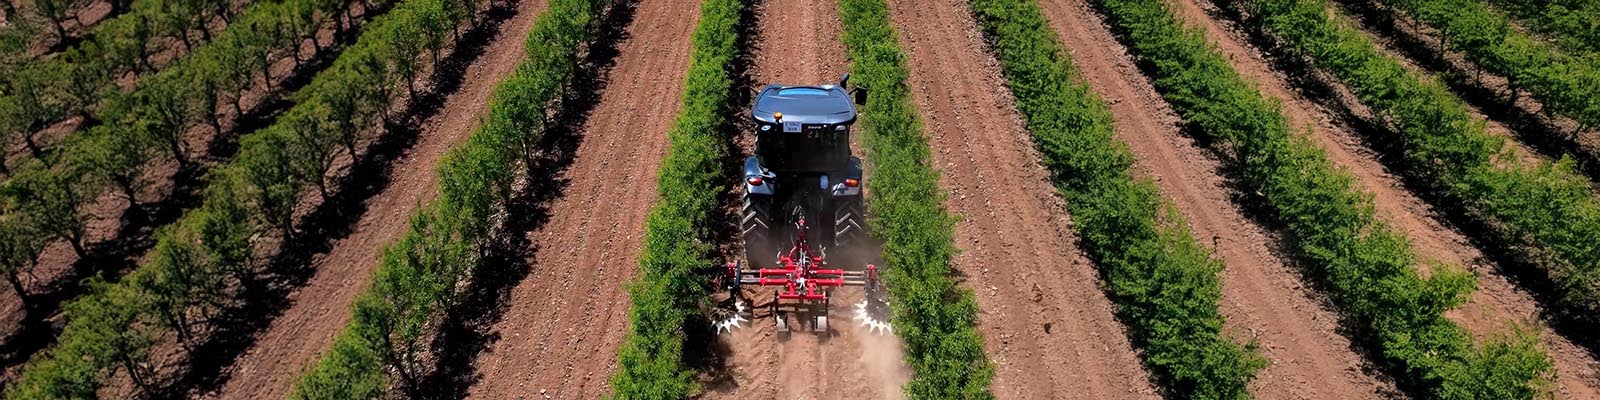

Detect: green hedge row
[837, 0, 993, 397]
[1484, 0, 1600, 57]
[1377, 0, 1600, 134]
[1095, 0, 1552, 397]
[0, 0, 249, 164]
[606, 0, 740, 397]
[968, 0, 1263, 398]
[2, 0, 483, 397]
[288, 0, 601, 397]
[1238, 0, 1600, 373]
[0, 0, 392, 314]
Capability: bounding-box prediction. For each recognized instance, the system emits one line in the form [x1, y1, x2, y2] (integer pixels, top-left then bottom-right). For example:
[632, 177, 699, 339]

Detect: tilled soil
[193, 1, 553, 398]
[1036, 0, 1401, 397]
[889, 0, 1163, 398]
[697, 0, 912, 397]
[1175, 0, 1600, 396]
[460, 0, 701, 397]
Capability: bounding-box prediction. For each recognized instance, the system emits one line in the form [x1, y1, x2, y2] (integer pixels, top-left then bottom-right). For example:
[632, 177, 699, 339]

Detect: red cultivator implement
[715, 217, 892, 336]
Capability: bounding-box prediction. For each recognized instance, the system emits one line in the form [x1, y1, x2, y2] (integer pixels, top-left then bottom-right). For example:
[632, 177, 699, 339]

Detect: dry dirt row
[1166, 0, 1600, 397]
[699, 0, 911, 397]
[888, 0, 1167, 398]
[1035, 0, 1404, 397]
[192, 0, 553, 397]
[460, 0, 701, 396]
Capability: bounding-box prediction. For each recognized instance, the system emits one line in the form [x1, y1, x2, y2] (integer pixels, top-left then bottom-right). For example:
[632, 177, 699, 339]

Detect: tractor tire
[832, 198, 865, 249]
[741, 192, 774, 267]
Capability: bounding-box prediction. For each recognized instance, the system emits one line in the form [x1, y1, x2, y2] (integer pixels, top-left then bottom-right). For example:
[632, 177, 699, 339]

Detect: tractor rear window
[776, 87, 831, 97]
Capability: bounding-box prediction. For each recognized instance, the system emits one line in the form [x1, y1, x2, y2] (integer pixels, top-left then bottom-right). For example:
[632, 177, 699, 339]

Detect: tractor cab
[750, 83, 861, 173]
[740, 75, 869, 269]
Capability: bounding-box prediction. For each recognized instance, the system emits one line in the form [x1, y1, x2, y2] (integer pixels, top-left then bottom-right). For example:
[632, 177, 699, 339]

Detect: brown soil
[459, 0, 701, 397]
[188, 1, 553, 398]
[698, 0, 912, 398]
[1037, 0, 1403, 397]
[890, 0, 1166, 398]
[1174, 0, 1600, 397]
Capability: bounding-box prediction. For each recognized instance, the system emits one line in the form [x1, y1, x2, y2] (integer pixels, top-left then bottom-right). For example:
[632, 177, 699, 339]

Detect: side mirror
[853, 87, 869, 106]
[840, 73, 851, 88]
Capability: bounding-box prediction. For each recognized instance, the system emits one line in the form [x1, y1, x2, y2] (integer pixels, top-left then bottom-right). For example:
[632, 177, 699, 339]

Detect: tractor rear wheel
[741, 192, 774, 267]
[832, 197, 864, 249]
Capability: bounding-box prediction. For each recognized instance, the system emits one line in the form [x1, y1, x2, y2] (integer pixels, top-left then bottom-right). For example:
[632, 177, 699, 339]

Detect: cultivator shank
[717, 218, 891, 335]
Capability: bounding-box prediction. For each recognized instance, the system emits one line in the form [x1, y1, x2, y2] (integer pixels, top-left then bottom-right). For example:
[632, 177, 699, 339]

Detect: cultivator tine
[714, 298, 750, 334]
[854, 300, 893, 335]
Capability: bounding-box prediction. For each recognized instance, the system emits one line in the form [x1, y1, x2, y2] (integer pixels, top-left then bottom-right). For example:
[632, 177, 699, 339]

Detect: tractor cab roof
[752, 84, 857, 126]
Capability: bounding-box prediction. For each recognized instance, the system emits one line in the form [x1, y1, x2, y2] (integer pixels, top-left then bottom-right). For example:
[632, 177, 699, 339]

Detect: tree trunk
[316, 176, 331, 202]
[233, 93, 246, 118]
[50, 20, 67, 45]
[168, 133, 190, 170]
[66, 232, 87, 259]
[23, 131, 43, 158]
[208, 112, 223, 136]
[116, 175, 139, 208]
[120, 354, 150, 392]
[178, 30, 194, 52]
[5, 271, 30, 311]
[260, 56, 273, 91]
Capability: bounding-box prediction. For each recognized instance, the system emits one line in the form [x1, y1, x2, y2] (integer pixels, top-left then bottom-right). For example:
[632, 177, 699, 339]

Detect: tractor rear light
[844, 178, 859, 187]
[747, 177, 764, 186]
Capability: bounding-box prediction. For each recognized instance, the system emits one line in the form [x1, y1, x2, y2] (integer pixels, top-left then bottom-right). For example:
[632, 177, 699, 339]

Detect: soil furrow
[461, 0, 701, 396]
[1036, 0, 1401, 397]
[885, 0, 1162, 398]
[698, 0, 911, 397]
[191, 1, 553, 398]
[1169, 0, 1600, 397]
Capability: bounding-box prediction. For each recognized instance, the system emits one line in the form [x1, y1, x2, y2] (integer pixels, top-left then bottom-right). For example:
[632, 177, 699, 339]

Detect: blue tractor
[740, 75, 869, 268]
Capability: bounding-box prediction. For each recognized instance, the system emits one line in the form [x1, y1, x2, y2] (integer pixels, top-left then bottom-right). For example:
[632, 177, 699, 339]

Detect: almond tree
[1, 162, 89, 260]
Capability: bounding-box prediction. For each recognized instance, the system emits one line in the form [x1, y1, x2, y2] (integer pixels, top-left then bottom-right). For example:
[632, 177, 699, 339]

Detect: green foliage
[607, 0, 743, 397]
[1379, 0, 1600, 133]
[968, 0, 1264, 398]
[289, 0, 601, 397]
[836, 0, 994, 397]
[2, 0, 485, 397]
[0, 0, 393, 330]
[1485, 0, 1600, 58]
[1100, 0, 1554, 396]
[0, 0, 253, 156]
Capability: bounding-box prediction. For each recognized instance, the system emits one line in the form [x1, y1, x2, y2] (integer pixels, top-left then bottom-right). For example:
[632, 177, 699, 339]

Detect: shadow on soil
[0, 1, 400, 375]
[153, 2, 521, 398]
[416, 1, 640, 397]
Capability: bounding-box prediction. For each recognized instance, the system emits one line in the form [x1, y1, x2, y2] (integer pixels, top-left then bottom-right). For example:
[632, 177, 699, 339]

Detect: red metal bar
[777, 293, 828, 301]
